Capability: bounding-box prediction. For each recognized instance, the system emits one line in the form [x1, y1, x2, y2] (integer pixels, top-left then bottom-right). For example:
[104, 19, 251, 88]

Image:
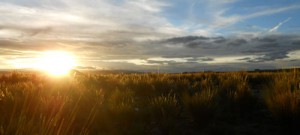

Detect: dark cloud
[186, 40, 207, 48]
[238, 57, 252, 61]
[161, 55, 194, 58]
[164, 36, 209, 44]
[1, 32, 300, 72]
[227, 39, 247, 47]
[213, 37, 226, 43]
[84, 40, 132, 48]
[129, 57, 215, 69]
[292, 40, 300, 45]
[161, 36, 226, 49]
[260, 51, 289, 61]
[254, 37, 277, 43]
[240, 51, 290, 63]
[146, 60, 167, 65]
[199, 57, 214, 61]
[243, 43, 279, 54]
[141, 35, 300, 66]
[257, 43, 279, 49]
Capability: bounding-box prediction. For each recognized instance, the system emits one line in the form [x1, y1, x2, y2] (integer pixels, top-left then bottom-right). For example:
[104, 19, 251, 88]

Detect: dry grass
[263, 70, 300, 132]
[0, 70, 299, 134]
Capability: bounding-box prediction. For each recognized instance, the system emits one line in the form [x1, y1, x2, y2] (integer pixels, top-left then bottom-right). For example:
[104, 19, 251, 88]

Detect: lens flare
[35, 51, 76, 76]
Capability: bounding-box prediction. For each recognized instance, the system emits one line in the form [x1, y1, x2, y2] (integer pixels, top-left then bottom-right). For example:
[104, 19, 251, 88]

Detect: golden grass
[263, 71, 300, 128]
[0, 70, 299, 134]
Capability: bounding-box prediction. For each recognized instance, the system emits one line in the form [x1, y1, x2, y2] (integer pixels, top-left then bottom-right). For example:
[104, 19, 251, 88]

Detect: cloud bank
[0, 0, 300, 72]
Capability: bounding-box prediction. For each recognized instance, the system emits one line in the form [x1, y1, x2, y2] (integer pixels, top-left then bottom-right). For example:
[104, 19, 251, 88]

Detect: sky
[1, 0, 300, 72]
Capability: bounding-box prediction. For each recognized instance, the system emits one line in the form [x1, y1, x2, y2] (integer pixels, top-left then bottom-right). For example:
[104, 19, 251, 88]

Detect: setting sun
[35, 51, 76, 76]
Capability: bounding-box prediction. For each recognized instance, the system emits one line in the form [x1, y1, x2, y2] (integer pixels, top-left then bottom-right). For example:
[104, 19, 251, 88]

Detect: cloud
[227, 39, 247, 47]
[162, 36, 226, 49]
[242, 5, 299, 20]
[0, 39, 73, 51]
[188, 1, 300, 35]
[292, 40, 300, 45]
[268, 17, 291, 33]
[157, 34, 300, 63]
[1, 0, 298, 43]
[81, 34, 300, 72]
[102, 59, 160, 66]
[75, 66, 97, 70]
[1, 0, 300, 71]
[2, 32, 300, 69]
[0, 24, 52, 37]
[0, 0, 182, 43]
[163, 36, 209, 44]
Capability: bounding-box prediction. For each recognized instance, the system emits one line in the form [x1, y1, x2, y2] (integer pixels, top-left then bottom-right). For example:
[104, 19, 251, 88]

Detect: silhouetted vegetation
[0, 70, 299, 134]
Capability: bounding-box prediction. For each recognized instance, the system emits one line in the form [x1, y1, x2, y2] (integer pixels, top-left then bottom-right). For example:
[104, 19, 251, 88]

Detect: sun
[35, 51, 76, 76]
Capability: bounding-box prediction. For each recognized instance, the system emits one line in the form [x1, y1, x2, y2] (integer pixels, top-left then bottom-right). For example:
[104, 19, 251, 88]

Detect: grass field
[0, 70, 299, 135]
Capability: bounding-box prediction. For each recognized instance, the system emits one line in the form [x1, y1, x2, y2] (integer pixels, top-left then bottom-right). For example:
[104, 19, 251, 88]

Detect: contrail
[268, 17, 291, 33]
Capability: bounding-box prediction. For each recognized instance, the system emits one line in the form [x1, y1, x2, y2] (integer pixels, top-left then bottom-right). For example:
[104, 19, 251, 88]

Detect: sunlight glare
[35, 51, 76, 76]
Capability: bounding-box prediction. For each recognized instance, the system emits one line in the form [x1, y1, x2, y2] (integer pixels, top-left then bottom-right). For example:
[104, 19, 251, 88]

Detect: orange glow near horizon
[34, 51, 76, 76]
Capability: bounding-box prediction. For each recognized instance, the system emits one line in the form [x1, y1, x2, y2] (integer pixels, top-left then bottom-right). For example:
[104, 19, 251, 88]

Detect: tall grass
[0, 70, 299, 134]
[148, 93, 180, 134]
[218, 73, 256, 116]
[0, 73, 98, 135]
[183, 88, 218, 127]
[263, 71, 300, 132]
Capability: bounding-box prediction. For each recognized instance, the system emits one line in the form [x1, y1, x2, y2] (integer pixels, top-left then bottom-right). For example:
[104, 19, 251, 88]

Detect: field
[0, 70, 300, 135]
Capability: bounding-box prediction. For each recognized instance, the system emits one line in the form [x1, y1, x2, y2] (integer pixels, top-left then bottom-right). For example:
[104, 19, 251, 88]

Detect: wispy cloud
[189, 1, 300, 35]
[0, 0, 181, 42]
[242, 5, 300, 20]
[268, 17, 291, 33]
